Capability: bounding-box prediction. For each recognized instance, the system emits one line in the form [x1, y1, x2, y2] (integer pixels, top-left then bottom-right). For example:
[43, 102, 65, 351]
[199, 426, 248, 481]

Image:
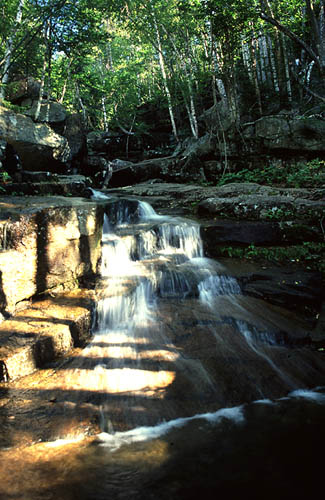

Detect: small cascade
[235, 319, 297, 389]
[1, 189, 324, 500]
[199, 273, 241, 306]
[100, 214, 137, 277]
[157, 221, 203, 259]
[71, 191, 323, 434]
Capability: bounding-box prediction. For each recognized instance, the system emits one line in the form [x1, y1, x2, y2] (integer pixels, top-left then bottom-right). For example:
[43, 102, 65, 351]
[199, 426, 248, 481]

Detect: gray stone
[197, 183, 325, 221]
[63, 113, 85, 159]
[0, 105, 71, 170]
[255, 115, 325, 151]
[24, 100, 67, 125]
[6, 77, 41, 104]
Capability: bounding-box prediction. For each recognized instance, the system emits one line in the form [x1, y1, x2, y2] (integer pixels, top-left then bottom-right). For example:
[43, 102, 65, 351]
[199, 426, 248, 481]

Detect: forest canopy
[1, 0, 325, 138]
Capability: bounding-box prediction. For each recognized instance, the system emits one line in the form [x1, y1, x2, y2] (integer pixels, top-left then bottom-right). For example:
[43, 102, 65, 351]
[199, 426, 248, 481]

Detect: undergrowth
[217, 242, 325, 273]
[218, 158, 325, 188]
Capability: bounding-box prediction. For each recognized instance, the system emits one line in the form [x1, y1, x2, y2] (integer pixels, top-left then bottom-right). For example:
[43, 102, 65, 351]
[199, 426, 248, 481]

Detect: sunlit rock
[0, 105, 71, 170]
[0, 196, 104, 314]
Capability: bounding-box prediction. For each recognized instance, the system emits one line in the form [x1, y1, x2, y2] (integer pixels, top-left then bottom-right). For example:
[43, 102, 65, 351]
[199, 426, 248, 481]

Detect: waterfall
[198, 273, 241, 306]
[73, 192, 320, 435]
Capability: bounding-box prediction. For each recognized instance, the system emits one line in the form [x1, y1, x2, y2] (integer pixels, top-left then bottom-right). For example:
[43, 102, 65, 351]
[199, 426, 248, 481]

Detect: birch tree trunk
[249, 26, 263, 115]
[34, 22, 51, 121]
[266, 34, 280, 92]
[150, 8, 178, 141]
[0, 0, 25, 101]
[161, 24, 199, 139]
[280, 33, 293, 105]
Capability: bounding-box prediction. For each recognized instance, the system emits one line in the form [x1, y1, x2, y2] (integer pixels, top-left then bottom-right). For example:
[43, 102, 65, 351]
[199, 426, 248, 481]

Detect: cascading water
[84, 191, 324, 438]
[1, 190, 324, 500]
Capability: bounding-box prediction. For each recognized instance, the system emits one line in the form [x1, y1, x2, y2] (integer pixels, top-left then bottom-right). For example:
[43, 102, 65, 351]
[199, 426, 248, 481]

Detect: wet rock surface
[0, 193, 324, 500]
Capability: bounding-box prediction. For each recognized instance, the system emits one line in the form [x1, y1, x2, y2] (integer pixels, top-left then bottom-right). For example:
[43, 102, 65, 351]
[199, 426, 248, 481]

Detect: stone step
[0, 290, 95, 382]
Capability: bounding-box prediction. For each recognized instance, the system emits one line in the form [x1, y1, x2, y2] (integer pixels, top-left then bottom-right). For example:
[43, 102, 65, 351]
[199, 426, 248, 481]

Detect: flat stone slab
[0, 290, 95, 381]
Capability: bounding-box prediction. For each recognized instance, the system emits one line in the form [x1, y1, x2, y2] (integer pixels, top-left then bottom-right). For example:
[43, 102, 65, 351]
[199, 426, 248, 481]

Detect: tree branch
[290, 67, 325, 102]
[260, 11, 320, 70]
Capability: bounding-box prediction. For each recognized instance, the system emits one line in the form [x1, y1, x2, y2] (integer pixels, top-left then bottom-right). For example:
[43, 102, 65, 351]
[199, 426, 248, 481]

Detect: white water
[98, 405, 245, 451]
[78, 191, 323, 440]
[97, 387, 325, 451]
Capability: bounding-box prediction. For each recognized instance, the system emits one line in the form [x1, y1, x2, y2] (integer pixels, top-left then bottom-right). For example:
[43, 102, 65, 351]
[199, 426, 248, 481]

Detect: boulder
[197, 183, 325, 222]
[255, 115, 325, 151]
[82, 155, 112, 187]
[62, 113, 86, 165]
[24, 100, 67, 132]
[109, 158, 162, 187]
[109, 155, 206, 187]
[0, 105, 71, 171]
[0, 196, 105, 315]
[6, 77, 41, 104]
[182, 133, 216, 158]
[2, 173, 90, 196]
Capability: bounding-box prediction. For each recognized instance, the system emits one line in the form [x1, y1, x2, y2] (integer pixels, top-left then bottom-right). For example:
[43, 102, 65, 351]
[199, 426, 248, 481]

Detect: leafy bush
[218, 159, 325, 188]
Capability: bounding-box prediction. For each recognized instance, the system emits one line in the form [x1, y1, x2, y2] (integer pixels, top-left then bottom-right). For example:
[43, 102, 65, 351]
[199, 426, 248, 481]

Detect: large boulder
[255, 115, 325, 151]
[0, 105, 71, 171]
[2, 173, 90, 196]
[81, 155, 112, 187]
[6, 77, 41, 104]
[24, 100, 67, 133]
[62, 113, 86, 167]
[0, 196, 105, 315]
[109, 155, 206, 187]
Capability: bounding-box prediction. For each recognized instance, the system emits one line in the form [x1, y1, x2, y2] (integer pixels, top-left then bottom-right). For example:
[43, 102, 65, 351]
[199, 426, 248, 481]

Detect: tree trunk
[151, 9, 178, 141]
[102, 97, 108, 132]
[34, 22, 51, 121]
[249, 26, 263, 115]
[280, 33, 293, 105]
[266, 34, 280, 92]
[0, 0, 25, 101]
[75, 82, 87, 124]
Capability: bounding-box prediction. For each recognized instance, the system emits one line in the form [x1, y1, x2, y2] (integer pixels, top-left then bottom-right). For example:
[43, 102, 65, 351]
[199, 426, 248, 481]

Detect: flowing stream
[0, 192, 324, 499]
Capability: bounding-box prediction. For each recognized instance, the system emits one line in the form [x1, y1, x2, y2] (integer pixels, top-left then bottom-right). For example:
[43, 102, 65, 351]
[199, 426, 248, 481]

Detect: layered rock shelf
[0, 196, 108, 381]
[0, 290, 94, 381]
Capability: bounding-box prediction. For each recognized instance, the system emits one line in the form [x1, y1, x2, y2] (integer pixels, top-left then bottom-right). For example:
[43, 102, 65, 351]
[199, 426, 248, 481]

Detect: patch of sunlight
[82, 345, 178, 362]
[89, 331, 151, 345]
[14, 367, 176, 396]
[137, 349, 179, 361]
[69, 367, 176, 394]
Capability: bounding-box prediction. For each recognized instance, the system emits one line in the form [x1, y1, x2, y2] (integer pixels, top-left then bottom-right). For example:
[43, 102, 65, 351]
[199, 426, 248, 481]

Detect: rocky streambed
[0, 186, 324, 499]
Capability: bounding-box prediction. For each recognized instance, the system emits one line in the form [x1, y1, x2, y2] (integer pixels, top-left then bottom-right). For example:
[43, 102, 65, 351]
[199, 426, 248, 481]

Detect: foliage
[218, 242, 325, 272]
[1, 0, 325, 132]
[218, 158, 325, 188]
